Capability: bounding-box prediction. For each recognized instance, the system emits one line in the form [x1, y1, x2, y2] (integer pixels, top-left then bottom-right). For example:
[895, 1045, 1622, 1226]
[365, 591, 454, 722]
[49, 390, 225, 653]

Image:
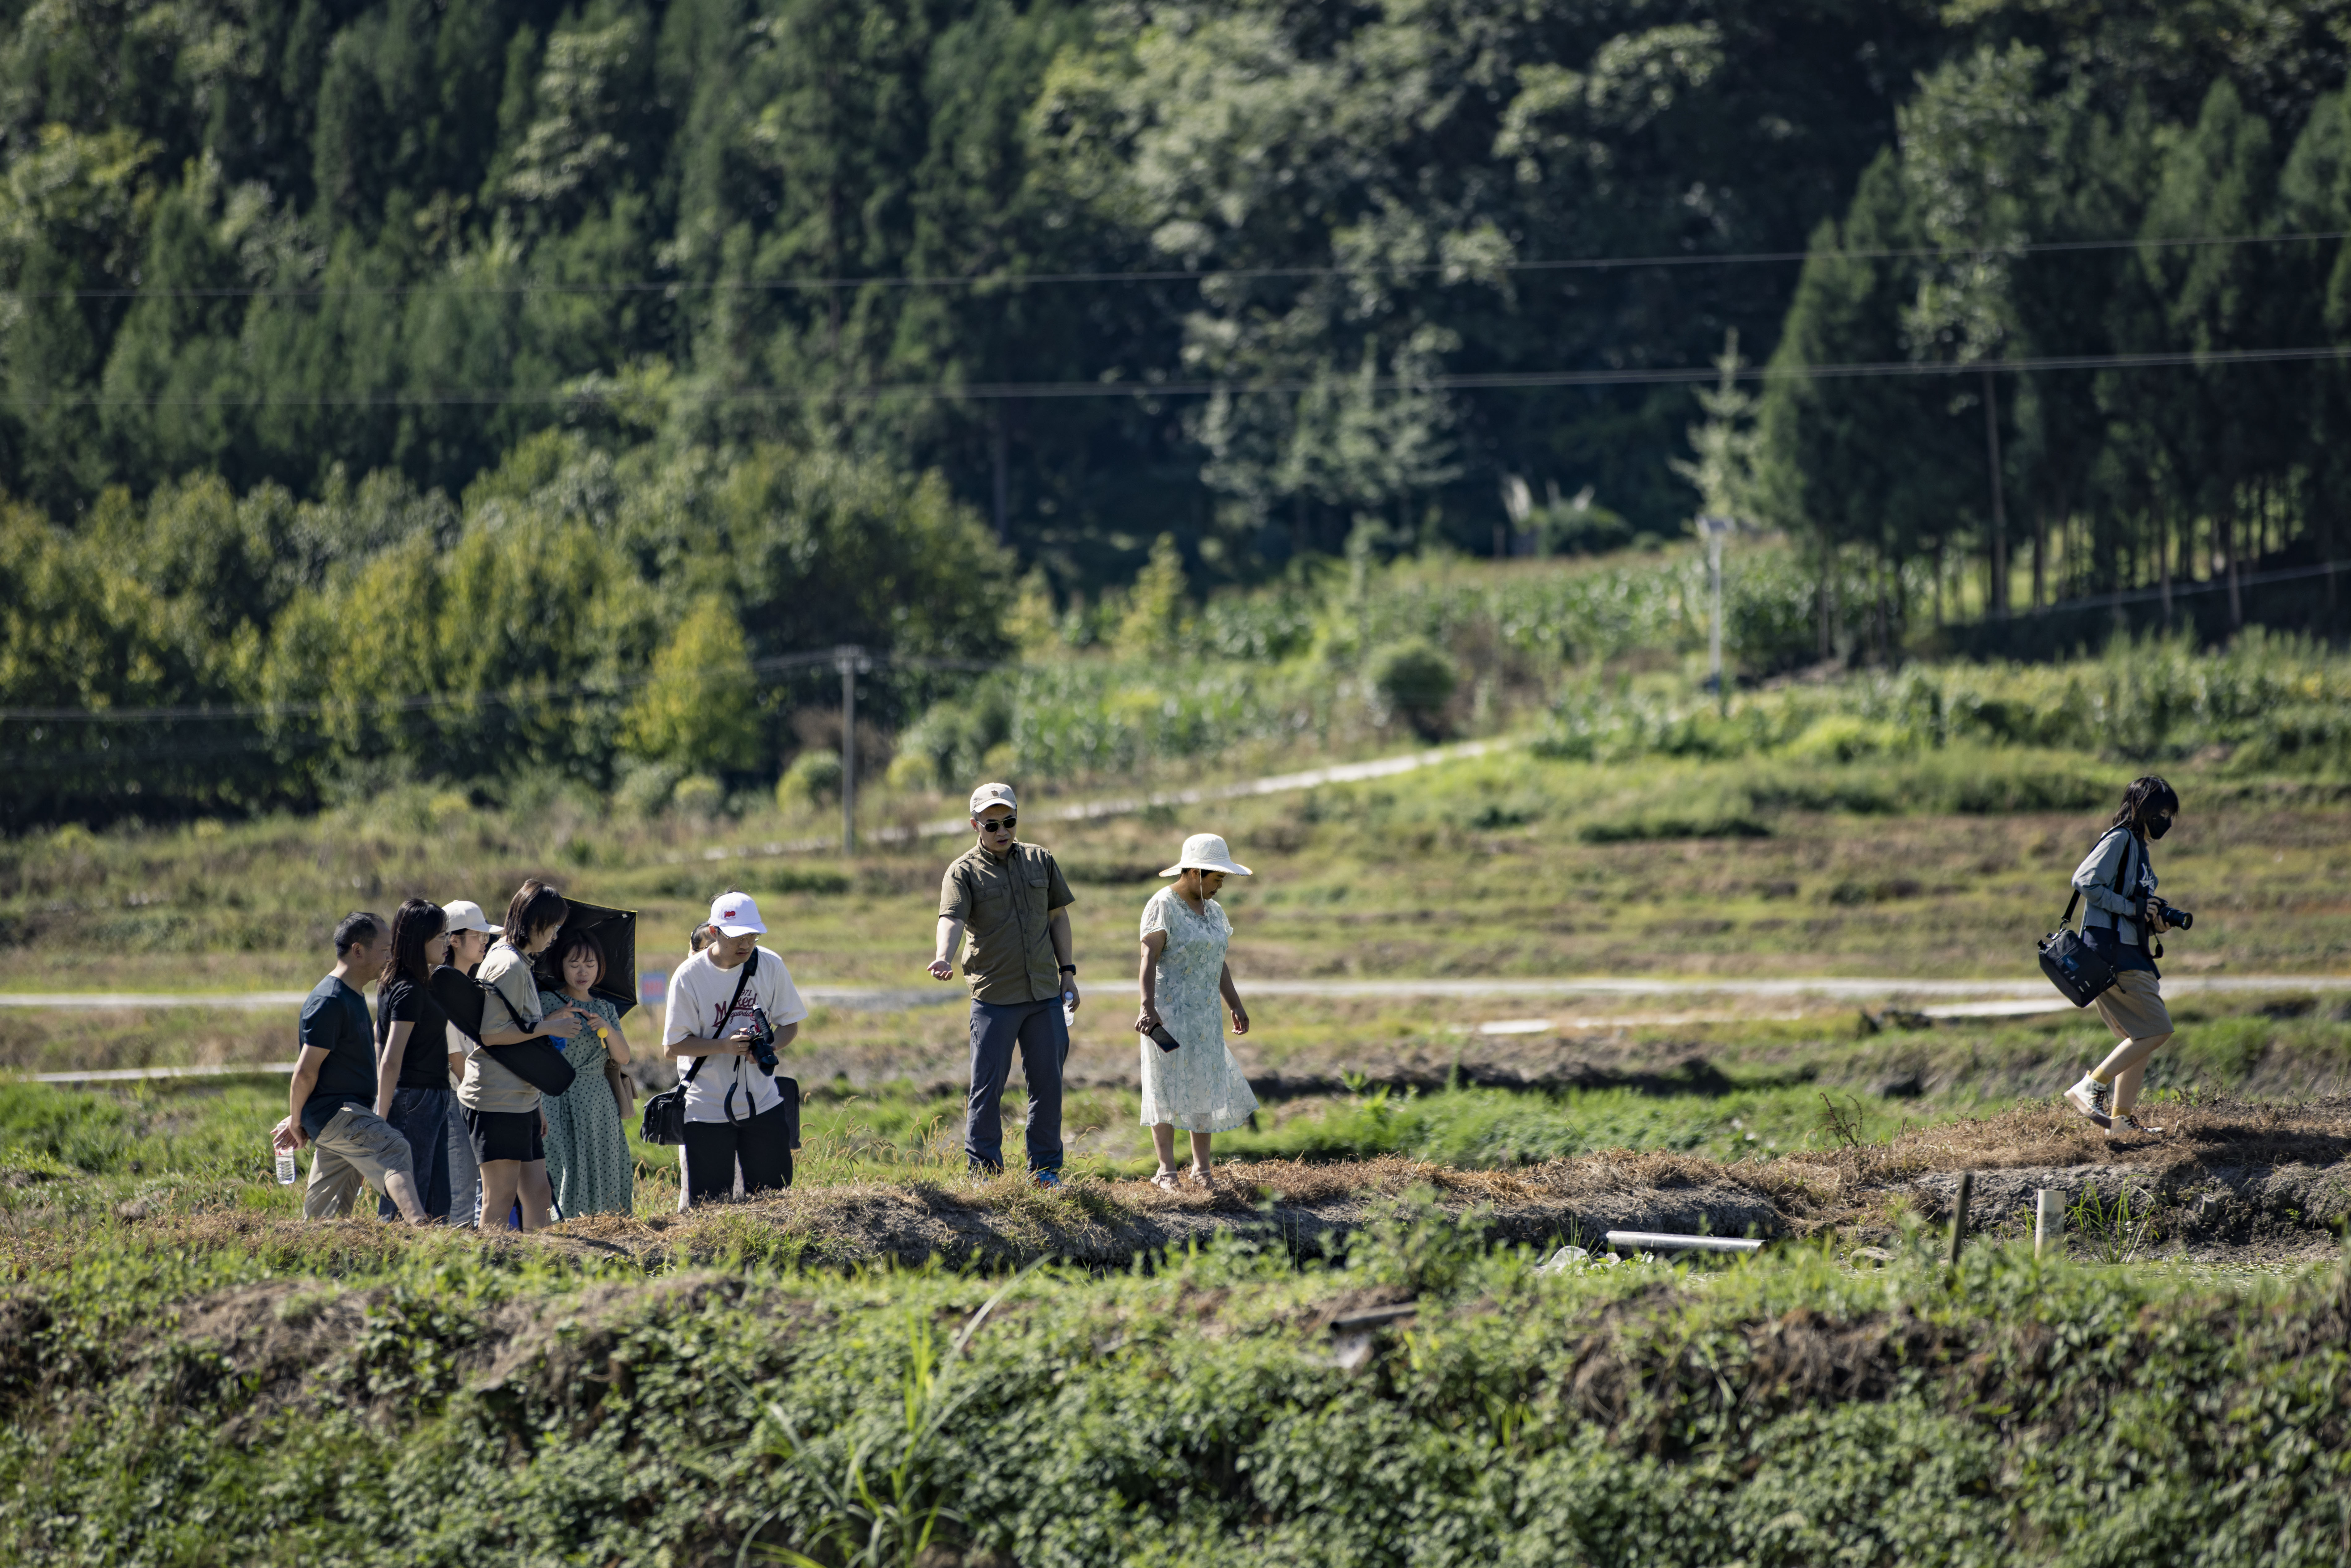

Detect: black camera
[743, 1007, 779, 1073]
[2155, 901, 2195, 931]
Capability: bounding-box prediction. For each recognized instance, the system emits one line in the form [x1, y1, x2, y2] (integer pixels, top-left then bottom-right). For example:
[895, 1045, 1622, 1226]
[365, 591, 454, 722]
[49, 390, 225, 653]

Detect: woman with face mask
[2063, 776, 2187, 1137]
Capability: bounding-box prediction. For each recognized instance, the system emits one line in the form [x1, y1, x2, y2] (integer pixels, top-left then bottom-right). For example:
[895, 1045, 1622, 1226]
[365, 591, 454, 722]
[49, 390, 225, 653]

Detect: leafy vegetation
[8, 2, 2351, 831]
[3, 1200, 2350, 1566]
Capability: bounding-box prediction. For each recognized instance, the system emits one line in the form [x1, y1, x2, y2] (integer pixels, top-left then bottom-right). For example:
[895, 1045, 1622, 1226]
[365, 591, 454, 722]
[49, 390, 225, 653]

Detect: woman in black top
[374, 899, 455, 1221]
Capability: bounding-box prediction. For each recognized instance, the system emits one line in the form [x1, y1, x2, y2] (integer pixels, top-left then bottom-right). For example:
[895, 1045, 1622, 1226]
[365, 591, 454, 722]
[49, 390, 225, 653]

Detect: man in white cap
[664, 890, 810, 1207]
[929, 782, 1079, 1184]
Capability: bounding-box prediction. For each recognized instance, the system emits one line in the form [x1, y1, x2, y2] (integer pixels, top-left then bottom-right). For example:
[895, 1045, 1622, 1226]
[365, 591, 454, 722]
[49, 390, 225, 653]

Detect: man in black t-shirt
[271, 913, 428, 1222]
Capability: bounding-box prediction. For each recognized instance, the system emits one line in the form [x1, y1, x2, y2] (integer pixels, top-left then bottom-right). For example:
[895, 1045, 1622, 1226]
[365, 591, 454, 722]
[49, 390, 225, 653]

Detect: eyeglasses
[979, 815, 1016, 834]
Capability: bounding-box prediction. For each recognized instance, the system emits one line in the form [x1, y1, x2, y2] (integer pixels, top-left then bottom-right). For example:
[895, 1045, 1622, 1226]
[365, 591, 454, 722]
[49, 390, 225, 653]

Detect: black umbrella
[539, 899, 641, 1019]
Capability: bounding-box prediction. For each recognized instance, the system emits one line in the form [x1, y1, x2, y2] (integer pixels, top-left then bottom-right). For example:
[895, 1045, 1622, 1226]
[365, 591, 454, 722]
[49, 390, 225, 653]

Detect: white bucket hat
[440, 899, 502, 937]
[1159, 833, 1252, 878]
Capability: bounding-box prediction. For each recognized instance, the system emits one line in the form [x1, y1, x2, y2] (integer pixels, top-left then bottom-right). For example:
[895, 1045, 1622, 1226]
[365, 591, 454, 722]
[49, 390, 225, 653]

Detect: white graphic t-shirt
[662, 946, 809, 1124]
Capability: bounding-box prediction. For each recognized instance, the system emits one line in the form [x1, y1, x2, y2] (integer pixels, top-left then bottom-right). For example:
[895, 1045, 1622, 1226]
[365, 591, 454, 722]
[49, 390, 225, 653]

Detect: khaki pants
[303, 1104, 416, 1220]
[2091, 970, 2175, 1114]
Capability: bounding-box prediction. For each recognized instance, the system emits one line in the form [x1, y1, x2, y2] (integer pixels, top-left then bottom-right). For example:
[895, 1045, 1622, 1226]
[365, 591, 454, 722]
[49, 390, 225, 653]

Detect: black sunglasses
[979, 814, 1017, 833]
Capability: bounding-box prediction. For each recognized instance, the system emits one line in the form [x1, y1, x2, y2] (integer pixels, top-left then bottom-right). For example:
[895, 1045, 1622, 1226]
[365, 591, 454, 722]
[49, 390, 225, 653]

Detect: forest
[6, 0, 2351, 822]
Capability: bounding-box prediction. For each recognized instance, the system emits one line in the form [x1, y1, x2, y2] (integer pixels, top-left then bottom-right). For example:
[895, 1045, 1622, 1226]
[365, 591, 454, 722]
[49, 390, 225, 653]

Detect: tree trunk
[2032, 508, 2048, 611]
[1817, 534, 1832, 661]
[2222, 499, 2243, 628]
[990, 408, 1011, 542]
[1981, 368, 2009, 619]
[2158, 512, 2172, 629]
[1873, 549, 1892, 663]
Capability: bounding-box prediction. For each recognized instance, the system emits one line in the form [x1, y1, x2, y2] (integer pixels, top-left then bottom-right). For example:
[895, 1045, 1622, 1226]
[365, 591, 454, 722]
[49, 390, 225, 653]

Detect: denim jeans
[965, 997, 1068, 1175]
[376, 1086, 453, 1222]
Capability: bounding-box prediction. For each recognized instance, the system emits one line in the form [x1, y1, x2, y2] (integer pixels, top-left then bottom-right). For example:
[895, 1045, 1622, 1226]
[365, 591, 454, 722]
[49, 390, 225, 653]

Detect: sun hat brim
[1158, 857, 1253, 877]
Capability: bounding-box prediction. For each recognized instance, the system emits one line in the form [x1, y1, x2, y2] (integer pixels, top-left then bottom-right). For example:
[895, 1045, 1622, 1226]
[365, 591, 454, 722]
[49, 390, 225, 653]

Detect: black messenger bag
[431, 963, 577, 1096]
[2036, 833, 2135, 1008]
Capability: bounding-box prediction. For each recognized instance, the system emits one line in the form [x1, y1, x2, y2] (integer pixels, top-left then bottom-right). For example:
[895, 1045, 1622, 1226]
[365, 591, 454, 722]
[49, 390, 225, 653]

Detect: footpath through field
[670, 735, 1516, 864]
[9, 972, 2349, 1085]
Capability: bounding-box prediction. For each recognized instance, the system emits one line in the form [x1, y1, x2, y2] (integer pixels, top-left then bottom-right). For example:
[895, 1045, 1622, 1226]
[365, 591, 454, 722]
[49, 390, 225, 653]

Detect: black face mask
[2146, 814, 2171, 840]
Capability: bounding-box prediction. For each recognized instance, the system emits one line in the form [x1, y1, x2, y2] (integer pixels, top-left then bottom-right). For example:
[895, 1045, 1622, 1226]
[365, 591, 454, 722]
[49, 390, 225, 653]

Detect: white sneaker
[2064, 1076, 2113, 1129]
[2111, 1111, 2163, 1137]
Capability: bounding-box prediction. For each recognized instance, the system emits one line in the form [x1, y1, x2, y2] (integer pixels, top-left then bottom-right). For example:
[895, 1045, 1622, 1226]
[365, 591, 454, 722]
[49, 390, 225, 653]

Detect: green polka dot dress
[538, 990, 636, 1218]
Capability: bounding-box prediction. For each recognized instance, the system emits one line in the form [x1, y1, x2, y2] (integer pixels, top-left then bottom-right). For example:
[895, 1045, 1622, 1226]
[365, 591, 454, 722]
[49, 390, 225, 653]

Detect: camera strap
[712, 949, 759, 1125]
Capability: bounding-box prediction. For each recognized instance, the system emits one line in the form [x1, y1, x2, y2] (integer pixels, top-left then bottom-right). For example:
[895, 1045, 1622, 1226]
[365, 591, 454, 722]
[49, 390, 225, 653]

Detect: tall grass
[1534, 629, 2351, 774]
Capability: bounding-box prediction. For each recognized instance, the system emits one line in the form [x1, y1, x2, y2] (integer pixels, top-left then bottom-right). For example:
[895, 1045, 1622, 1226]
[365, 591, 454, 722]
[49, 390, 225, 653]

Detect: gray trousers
[445, 1090, 482, 1228]
[965, 997, 1068, 1174]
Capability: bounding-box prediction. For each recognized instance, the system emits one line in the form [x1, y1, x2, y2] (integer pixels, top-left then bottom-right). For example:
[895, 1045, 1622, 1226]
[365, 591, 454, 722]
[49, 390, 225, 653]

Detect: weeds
[2069, 1182, 2162, 1265]
[739, 1311, 973, 1568]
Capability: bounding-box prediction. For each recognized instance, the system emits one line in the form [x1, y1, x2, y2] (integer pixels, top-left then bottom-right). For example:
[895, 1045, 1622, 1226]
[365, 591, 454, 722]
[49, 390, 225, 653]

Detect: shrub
[672, 774, 725, 818]
[777, 751, 843, 810]
[1371, 639, 1459, 735]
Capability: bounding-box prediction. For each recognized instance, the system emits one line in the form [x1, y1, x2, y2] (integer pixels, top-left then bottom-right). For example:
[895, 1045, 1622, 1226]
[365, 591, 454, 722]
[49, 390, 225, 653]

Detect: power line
[0, 646, 992, 725]
[0, 341, 2341, 412]
[7, 229, 2346, 303]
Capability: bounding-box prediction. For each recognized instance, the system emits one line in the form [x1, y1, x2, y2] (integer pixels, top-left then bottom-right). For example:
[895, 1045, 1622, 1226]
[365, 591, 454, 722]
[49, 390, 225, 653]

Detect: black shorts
[464, 1106, 545, 1165]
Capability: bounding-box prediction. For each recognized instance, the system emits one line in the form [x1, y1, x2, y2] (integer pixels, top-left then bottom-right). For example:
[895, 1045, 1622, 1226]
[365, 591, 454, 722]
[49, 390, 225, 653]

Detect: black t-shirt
[298, 976, 376, 1137]
[380, 976, 452, 1090]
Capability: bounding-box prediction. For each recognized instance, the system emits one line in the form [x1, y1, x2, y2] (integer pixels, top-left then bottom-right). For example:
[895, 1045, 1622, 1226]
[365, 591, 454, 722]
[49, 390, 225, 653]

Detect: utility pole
[835, 644, 867, 856]
[1698, 515, 1733, 716]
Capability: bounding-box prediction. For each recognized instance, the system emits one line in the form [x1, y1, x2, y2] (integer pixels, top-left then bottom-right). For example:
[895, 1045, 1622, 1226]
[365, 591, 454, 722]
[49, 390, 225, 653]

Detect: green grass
[2, 1195, 2349, 1566]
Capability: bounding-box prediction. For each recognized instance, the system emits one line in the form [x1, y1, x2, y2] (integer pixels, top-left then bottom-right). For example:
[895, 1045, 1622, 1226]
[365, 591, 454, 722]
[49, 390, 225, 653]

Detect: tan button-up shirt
[940, 841, 1075, 1004]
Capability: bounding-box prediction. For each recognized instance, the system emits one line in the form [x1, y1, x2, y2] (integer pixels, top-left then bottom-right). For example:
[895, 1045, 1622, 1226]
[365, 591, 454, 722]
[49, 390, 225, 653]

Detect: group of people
[270, 778, 1265, 1222]
[272, 767, 2188, 1226]
[272, 881, 643, 1228]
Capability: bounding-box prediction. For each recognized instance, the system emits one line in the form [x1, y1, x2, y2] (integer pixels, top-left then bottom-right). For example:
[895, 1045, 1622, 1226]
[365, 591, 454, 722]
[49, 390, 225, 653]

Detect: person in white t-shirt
[663, 891, 810, 1208]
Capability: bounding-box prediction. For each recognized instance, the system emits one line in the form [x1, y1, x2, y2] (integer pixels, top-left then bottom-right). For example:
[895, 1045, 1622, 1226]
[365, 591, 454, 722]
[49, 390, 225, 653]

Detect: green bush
[1370, 639, 1460, 733]
[777, 750, 844, 809]
[5, 1220, 2351, 1567]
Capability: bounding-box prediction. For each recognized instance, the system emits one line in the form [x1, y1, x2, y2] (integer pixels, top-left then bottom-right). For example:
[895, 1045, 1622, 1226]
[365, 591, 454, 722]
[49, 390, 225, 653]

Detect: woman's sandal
[1185, 1165, 1215, 1190]
[1150, 1169, 1182, 1192]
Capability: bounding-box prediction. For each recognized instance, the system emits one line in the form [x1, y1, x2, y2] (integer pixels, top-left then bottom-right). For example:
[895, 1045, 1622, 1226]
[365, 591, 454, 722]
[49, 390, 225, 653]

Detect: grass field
[7, 601, 2351, 1564]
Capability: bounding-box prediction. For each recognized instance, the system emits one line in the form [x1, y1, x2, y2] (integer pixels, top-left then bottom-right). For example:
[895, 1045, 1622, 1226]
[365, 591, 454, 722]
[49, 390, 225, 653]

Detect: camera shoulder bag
[479, 963, 578, 1096]
[2036, 831, 2134, 1008]
[641, 950, 758, 1145]
[432, 960, 577, 1094]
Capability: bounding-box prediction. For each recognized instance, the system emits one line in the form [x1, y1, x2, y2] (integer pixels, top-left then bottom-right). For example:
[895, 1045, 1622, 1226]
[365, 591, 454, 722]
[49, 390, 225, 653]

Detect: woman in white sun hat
[1134, 833, 1260, 1190]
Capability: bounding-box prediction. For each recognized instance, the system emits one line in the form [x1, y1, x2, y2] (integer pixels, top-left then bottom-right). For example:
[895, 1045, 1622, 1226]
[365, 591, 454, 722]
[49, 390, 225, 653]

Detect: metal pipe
[1604, 1231, 1762, 1254]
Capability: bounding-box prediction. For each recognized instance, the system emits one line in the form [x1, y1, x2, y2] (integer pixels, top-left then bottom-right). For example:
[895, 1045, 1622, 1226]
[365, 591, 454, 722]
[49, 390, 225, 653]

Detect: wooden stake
[1947, 1170, 1975, 1269]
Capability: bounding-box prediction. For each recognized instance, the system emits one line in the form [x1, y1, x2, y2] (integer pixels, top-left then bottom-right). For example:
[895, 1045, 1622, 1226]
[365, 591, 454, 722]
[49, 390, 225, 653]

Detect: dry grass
[8, 1096, 2348, 1282]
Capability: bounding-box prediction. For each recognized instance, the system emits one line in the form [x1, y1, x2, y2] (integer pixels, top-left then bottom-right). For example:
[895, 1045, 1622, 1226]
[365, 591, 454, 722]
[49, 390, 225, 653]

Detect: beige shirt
[457, 942, 544, 1114]
[939, 840, 1075, 1004]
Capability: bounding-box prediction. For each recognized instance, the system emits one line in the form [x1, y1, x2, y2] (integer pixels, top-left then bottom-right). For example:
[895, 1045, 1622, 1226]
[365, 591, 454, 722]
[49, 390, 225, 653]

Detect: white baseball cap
[707, 890, 767, 936]
[969, 782, 1017, 817]
[1160, 833, 1253, 877]
[441, 899, 502, 936]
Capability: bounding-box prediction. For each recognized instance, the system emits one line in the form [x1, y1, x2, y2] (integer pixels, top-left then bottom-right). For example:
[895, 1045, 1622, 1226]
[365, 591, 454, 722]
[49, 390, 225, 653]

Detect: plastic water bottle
[274, 1143, 297, 1185]
[1063, 990, 1076, 1030]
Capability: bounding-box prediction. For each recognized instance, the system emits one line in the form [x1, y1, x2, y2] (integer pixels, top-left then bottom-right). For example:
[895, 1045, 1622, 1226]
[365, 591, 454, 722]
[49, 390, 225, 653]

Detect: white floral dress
[1138, 886, 1260, 1133]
